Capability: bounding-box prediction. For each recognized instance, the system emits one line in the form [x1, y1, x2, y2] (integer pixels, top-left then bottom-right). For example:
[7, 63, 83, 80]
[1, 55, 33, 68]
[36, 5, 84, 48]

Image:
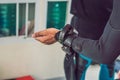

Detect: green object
[0, 4, 16, 36]
[47, 1, 67, 30]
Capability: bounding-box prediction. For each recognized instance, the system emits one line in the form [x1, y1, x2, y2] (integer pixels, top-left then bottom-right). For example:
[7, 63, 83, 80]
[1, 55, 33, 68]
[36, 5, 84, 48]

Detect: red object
[16, 75, 34, 80]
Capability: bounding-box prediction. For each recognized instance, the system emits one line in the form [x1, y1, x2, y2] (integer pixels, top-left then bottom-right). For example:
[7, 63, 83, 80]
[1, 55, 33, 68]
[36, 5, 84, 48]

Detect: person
[32, 0, 115, 80]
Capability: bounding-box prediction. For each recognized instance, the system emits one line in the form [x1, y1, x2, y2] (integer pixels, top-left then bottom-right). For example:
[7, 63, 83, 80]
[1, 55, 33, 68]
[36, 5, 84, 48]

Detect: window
[0, 0, 72, 40]
[0, 2, 36, 38]
[18, 3, 35, 37]
[0, 4, 16, 37]
[46, 1, 67, 30]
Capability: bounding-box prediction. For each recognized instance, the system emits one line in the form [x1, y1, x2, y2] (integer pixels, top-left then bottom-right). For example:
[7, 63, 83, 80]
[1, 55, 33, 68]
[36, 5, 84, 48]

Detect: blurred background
[0, 0, 118, 80]
[0, 0, 71, 79]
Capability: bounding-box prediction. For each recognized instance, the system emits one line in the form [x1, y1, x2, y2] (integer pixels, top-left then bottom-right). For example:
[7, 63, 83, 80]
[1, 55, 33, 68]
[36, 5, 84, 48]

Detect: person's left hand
[32, 28, 59, 45]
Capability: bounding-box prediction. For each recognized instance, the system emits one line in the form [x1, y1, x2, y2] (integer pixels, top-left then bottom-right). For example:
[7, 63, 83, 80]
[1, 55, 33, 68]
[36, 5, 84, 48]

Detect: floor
[47, 65, 118, 80]
[47, 65, 100, 80]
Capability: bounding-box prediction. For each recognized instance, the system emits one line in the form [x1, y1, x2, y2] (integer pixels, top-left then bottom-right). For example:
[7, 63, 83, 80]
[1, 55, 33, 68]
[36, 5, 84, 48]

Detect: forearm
[56, 23, 120, 64]
[55, 0, 120, 64]
[71, 22, 120, 64]
[71, 37, 105, 63]
[71, 0, 120, 64]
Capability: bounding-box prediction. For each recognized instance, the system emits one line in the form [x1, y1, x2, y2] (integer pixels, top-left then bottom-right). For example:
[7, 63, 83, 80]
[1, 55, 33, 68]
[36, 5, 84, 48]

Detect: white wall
[0, 39, 66, 79]
[0, 0, 72, 79]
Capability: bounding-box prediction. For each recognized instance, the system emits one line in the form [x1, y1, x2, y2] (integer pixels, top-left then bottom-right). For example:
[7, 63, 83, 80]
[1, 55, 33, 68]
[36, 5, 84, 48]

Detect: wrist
[62, 34, 77, 55]
[63, 33, 77, 47]
[55, 31, 60, 40]
[55, 24, 73, 44]
[54, 31, 62, 43]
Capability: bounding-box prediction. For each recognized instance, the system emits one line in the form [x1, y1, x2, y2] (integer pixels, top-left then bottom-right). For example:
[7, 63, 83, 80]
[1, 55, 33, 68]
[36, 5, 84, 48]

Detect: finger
[35, 35, 50, 43]
[33, 30, 48, 38]
[44, 37, 56, 45]
[45, 40, 56, 45]
[35, 34, 56, 45]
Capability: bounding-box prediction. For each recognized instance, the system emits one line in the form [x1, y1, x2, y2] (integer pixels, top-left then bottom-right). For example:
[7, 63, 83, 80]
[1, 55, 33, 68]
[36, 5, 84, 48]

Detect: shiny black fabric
[72, 0, 120, 64]
[63, 0, 113, 80]
[70, 0, 113, 40]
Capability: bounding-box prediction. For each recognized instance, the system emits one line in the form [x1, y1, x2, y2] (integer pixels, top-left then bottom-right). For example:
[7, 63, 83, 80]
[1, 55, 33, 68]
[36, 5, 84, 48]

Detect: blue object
[99, 64, 114, 80]
[78, 54, 115, 80]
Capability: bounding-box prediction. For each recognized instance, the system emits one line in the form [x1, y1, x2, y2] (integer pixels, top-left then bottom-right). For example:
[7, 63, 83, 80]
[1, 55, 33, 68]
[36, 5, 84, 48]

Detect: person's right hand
[32, 28, 59, 45]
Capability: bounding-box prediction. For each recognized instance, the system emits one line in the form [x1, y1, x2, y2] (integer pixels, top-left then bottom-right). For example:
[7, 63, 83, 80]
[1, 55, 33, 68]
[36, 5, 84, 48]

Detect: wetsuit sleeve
[71, 0, 120, 64]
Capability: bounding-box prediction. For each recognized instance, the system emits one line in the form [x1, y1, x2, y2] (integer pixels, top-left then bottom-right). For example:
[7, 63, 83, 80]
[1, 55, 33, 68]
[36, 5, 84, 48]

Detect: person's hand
[32, 28, 59, 45]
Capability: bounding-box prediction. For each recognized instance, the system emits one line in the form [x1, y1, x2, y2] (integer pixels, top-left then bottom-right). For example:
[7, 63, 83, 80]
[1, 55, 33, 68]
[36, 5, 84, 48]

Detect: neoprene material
[72, 0, 120, 64]
[60, 0, 114, 80]
[99, 64, 115, 80]
[59, 24, 115, 80]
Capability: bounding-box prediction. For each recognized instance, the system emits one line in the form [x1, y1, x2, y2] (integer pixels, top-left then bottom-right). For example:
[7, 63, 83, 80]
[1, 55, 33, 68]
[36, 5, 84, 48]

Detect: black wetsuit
[64, 0, 113, 80]
[71, 0, 120, 64]
[71, 0, 113, 40]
